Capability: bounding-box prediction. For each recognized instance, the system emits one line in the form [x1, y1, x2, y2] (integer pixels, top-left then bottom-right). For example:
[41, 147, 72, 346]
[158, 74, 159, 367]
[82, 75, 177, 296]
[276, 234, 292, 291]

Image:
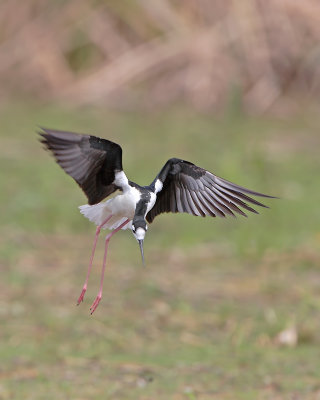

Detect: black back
[40, 128, 123, 205]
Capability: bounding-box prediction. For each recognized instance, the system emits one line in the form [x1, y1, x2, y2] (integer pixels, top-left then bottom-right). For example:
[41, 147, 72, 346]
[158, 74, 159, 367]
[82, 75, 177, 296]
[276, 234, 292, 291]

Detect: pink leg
[77, 214, 113, 305]
[90, 219, 130, 314]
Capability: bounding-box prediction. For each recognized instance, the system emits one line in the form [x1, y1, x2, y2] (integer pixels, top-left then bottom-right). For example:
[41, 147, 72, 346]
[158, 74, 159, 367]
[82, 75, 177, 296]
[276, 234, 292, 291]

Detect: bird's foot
[77, 286, 87, 305]
[90, 294, 102, 315]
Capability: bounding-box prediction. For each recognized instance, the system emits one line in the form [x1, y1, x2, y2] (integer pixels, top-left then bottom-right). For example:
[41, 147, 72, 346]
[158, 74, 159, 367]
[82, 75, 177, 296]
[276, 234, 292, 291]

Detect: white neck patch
[135, 227, 145, 240]
[114, 171, 129, 191]
[155, 179, 163, 193]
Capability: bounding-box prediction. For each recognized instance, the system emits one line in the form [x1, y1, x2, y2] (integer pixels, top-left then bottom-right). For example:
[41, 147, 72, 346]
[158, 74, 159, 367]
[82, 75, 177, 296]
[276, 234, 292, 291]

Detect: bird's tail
[79, 203, 131, 230]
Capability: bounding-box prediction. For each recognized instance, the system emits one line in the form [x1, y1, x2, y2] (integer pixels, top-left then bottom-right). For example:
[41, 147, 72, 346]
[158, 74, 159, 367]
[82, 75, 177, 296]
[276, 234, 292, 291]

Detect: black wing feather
[39, 128, 123, 205]
[146, 158, 275, 223]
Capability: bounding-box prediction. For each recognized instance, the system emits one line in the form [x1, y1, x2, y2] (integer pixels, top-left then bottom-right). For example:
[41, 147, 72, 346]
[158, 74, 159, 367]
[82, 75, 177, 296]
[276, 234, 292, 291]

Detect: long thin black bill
[138, 239, 145, 267]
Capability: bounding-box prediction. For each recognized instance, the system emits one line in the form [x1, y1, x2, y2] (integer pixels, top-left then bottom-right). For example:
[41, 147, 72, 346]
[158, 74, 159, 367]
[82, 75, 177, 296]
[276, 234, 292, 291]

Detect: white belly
[79, 187, 141, 231]
[107, 187, 140, 218]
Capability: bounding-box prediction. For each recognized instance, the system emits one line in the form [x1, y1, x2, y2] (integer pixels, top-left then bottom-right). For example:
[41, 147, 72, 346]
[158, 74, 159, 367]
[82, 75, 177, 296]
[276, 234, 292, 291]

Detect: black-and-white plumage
[40, 128, 275, 313]
[147, 158, 271, 222]
[39, 129, 123, 204]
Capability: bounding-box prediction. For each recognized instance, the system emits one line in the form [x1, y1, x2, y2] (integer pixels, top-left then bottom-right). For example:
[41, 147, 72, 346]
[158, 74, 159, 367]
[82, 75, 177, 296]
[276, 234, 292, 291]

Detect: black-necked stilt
[40, 128, 275, 314]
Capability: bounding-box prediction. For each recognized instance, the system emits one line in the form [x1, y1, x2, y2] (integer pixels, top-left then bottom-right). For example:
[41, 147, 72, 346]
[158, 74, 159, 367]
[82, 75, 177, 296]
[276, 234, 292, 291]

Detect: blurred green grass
[1, 102, 320, 399]
[1, 102, 318, 252]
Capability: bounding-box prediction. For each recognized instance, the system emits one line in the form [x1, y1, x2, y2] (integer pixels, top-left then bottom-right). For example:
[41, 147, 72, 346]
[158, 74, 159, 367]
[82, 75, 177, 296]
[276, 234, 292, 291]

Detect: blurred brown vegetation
[1, 0, 320, 112]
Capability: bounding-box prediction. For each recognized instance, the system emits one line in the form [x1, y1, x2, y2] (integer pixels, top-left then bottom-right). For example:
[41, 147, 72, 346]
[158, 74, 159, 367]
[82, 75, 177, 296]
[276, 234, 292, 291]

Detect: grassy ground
[0, 102, 319, 399]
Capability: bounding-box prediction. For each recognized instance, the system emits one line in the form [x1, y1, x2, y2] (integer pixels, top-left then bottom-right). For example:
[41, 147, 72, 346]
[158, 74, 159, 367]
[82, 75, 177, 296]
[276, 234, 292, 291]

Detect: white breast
[108, 186, 140, 218]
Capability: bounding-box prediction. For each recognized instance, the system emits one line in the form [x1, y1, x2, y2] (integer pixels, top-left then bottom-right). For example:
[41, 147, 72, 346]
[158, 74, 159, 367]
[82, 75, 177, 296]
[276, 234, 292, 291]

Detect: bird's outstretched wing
[39, 128, 124, 205]
[146, 158, 275, 223]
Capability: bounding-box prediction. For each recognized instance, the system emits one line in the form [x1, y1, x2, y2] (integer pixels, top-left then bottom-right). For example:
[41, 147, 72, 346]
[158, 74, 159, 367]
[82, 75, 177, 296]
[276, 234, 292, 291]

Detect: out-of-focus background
[1, 1, 319, 399]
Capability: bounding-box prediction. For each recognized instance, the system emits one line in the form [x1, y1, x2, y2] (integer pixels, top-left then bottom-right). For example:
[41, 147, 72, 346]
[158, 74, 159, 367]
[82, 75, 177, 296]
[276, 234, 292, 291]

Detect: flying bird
[40, 128, 275, 314]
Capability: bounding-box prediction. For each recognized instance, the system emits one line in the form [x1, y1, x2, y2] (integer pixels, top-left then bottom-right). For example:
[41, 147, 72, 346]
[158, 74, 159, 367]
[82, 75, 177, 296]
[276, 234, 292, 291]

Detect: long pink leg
[90, 218, 130, 314]
[77, 214, 113, 305]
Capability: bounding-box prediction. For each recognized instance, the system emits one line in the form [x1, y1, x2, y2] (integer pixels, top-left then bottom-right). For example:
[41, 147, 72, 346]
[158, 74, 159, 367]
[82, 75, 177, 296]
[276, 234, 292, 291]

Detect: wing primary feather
[203, 187, 242, 216]
[147, 158, 274, 223]
[164, 183, 171, 211]
[204, 192, 230, 217]
[181, 188, 195, 215]
[201, 175, 246, 215]
[180, 179, 202, 216]
[197, 191, 219, 217]
[212, 175, 275, 198]
[40, 128, 123, 204]
[213, 186, 258, 214]
[223, 188, 270, 208]
[208, 188, 249, 216]
[175, 186, 185, 213]
[204, 174, 273, 206]
[184, 175, 199, 191]
[189, 191, 206, 217]
[185, 190, 202, 216]
[170, 182, 178, 213]
[199, 191, 227, 217]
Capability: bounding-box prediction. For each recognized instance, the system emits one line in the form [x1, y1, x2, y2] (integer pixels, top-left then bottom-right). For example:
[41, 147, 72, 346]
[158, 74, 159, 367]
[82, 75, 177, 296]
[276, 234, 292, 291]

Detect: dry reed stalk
[0, 0, 319, 112]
